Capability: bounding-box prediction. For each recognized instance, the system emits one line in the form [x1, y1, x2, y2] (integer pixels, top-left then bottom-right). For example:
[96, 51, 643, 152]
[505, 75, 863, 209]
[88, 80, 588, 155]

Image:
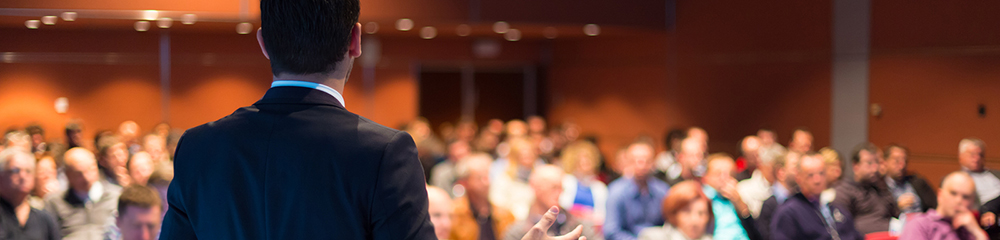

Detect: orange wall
[869, 1, 1000, 188]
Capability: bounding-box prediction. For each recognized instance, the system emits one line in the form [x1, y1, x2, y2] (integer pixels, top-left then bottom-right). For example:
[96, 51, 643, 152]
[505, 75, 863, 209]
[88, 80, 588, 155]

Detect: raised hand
[521, 206, 587, 240]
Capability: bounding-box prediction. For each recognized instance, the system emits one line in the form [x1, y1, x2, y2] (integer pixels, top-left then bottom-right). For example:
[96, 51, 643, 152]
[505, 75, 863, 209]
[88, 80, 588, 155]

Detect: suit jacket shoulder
[162, 87, 434, 240]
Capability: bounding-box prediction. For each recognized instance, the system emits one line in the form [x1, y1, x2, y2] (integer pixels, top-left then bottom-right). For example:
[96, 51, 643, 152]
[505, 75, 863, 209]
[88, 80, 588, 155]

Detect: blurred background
[3, 0, 1000, 186]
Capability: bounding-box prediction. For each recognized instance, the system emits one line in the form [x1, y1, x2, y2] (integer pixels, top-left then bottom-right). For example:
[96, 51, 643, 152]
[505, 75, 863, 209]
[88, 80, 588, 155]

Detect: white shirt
[737, 170, 772, 218]
[966, 169, 1000, 204]
[271, 80, 346, 107]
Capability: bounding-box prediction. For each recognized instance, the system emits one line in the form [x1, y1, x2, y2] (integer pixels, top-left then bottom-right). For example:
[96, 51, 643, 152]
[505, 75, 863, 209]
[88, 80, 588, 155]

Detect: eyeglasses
[3, 167, 33, 175]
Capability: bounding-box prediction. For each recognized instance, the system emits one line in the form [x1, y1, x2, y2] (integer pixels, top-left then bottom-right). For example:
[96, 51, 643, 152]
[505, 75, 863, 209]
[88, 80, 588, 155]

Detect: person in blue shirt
[700, 153, 762, 240]
[604, 140, 670, 240]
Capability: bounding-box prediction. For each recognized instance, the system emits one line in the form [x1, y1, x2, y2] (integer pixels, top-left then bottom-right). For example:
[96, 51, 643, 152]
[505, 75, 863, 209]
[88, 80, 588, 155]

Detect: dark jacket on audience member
[771, 193, 864, 240]
[978, 196, 1000, 240]
[897, 172, 938, 213]
[0, 197, 62, 240]
[159, 87, 436, 240]
[833, 179, 899, 235]
[756, 195, 779, 240]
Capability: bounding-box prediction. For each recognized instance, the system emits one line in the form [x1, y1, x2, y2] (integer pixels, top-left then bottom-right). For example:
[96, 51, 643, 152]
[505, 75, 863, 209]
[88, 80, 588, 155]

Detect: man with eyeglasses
[0, 148, 61, 240]
[833, 143, 899, 235]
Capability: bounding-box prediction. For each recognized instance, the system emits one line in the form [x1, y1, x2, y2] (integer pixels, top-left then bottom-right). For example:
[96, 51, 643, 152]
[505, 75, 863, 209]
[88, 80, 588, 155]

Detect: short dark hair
[25, 124, 44, 136]
[884, 143, 909, 159]
[118, 185, 162, 216]
[663, 129, 686, 150]
[851, 142, 879, 165]
[260, 0, 360, 76]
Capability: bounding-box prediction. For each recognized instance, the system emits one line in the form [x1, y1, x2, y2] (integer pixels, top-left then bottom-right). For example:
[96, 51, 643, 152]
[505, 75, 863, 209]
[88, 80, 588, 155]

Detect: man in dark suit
[158, 0, 437, 239]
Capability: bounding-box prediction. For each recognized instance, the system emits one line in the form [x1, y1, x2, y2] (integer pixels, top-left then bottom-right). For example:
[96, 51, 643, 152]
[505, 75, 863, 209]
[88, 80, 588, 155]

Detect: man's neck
[633, 175, 649, 190]
[468, 194, 490, 217]
[273, 74, 347, 94]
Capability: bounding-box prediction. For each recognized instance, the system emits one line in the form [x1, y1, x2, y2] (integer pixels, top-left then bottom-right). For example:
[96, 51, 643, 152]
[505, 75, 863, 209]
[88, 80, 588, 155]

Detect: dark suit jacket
[899, 173, 937, 213]
[160, 87, 436, 240]
[756, 196, 779, 240]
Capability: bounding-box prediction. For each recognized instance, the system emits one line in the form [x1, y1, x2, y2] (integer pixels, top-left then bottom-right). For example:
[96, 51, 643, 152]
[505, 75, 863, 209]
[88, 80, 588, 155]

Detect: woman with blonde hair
[489, 137, 543, 220]
[558, 140, 609, 225]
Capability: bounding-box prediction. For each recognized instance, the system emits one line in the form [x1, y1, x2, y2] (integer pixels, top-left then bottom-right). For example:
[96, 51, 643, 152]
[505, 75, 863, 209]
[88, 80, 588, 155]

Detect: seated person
[833, 143, 898, 234]
[700, 153, 761, 240]
[427, 185, 454, 240]
[771, 152, 863, 240]
[605, 140, 670, 240]
[900, 171, 988, 240]
[502, 165, 601, 240]
[756, 151, 799, 240]
[0, 149, 61, 240]
[46, 147, 123, 240]
[107, 185, 163, 240]
[450, 153, 516, 240]
[638, 180, 713, 240]
[558, 140, 608, 225]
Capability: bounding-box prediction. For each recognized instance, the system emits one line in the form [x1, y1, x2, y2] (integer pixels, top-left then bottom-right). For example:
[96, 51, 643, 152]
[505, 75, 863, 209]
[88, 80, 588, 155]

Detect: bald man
[427, 186, 455, 240]
[701, 154, 761, 240]
[45, 147, 123, 240]
[503, 165, 601, 240]
[0, 149, 61, 239]
[736, 136, 762, 181]
[900, 172, 988, 240]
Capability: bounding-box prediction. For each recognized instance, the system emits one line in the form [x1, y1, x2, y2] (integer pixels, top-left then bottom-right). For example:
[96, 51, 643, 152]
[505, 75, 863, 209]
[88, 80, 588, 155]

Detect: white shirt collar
[271, 80, 346, 107]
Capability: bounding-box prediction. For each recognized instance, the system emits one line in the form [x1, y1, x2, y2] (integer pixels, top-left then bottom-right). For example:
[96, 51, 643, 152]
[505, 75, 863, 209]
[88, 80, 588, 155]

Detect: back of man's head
[260, 0, 360, 76]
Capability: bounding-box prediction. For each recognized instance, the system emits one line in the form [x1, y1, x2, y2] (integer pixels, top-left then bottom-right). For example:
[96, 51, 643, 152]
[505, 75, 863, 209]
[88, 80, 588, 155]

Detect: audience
[431, 140, 473, 197]
[881, 144, 937, 214]
[427, 185, 455, 240]
[117, 121, 142, 155]
[46, 147, 123, 240]
[451, 153, 516, 240]
[787, 128, 813, 154]
[900, 171, 989, 240]
[503, 165, 601, 240]
[736, 140, 780, 219]
[701, 153, 761, 240]
[957, 138, 1000, 209]
[638, 180, 713, 240]
[95, 135, 130, 187]
[491, 137, 543, 220]
[654, 129, 686, 183]
[736, 136, 762, 181]
[605, 140, 669, 240]
[0, 148, 61, 240]
[6, 114, 1000, 240]
[833, 143, 898, 234]
[756, 151, 800, 240]
[558, 140, 608, 225]
[32, 156, 61, 210]
[757, 129, 785, 158]
[662, 137, 705, 186]
[819, 147, 843, 186]
[106, 185, 162, 240]
[771, 152, 863, 239]
[128, 152, 154, 187]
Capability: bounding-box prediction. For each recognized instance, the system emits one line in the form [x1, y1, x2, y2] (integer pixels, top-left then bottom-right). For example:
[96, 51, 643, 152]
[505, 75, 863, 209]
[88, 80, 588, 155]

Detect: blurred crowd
[411, 117, 1000, 240]
[1, 121, 177, 240]
[2, 116, 999, 240]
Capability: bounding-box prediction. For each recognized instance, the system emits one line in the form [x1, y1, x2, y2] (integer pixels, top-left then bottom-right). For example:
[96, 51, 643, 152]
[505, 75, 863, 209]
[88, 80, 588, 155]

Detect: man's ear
[348, 22, 362, 58]
[257, 28, 270, 60]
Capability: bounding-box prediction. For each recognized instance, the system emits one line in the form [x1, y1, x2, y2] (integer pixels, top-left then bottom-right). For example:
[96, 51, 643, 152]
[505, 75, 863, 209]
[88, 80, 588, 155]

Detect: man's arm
[370, 132, 437, 240]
